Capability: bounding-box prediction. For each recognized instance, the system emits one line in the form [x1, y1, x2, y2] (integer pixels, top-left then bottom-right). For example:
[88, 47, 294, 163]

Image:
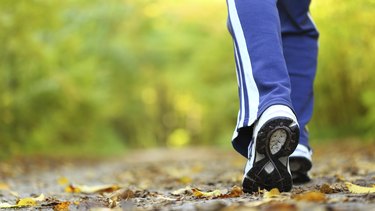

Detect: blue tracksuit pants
[227, 0, 319, 158]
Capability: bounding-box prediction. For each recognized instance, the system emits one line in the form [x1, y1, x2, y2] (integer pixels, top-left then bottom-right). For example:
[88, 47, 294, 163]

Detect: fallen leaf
[224, 186, 243, 198]
[53, 202, 70, 211]
[191, 186, 243, 199]
[171, 186, 193, 196]
[0, 194, 45, 208]
[192, 188, 223, 198]
[320, 183, 334, 194]
[179, 176, 192, 184]
[17, 193, 45, 207]
[81, 184, 120, 193]
[264, 188, 281, 199]
[65, 185, 81, 193]
[345, 182, 375, 194]
[108, 189, 135, 201]
[65, 184, 120, 194]
[57, 177, 69, 186]
[293, 191, 326, 202]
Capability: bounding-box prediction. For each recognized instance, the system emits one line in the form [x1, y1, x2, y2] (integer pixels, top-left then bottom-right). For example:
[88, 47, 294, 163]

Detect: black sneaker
[242, 105, 300, 193]
[290, 144, 313, 184]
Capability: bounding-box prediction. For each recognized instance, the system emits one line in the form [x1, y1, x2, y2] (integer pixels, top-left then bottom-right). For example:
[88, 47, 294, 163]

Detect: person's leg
[277, 0, 319, 182]
[227, 0, 294, 157]
[226, 0, 299, 192]
[278, 0, 319, 150]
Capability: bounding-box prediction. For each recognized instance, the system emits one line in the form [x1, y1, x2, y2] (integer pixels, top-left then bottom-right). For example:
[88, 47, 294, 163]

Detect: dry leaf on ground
[222, 186, 243, 198]
[57, 177, 69, 186]
[192, 186, 243, 199]
[65, 185, 81, 193]
[179, 176, 192, 184]
[171, 186, 193, 196]
[0, 193, 45, 208]
[53, 201, 71, 211]
[108, 189, 135, 201]
[65, 184, 120, 194]
[192, 188, 223, 198]
[320, 183, 334, 194]
[345, 182, 375, 194]
[293, 191, 326, 202]
[17, 193, 45, 206]
[263, 188, 281, 199]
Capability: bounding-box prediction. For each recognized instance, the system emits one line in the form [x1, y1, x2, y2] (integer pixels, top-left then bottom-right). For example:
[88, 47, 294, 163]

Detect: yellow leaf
[179, 176, 192, 184]
[345, 182, 375, 194]
[177, 186, 242, 199]
[16, 193, 45, 207]
[192, 188, 223, 198]
[263, 188, 281, 199]
[0, 194, 45, 208]
[53, 202, 70, 211]
[293, 191, 326, 202]
[57, 177, 69, 186]
[65, 184, 120, 194]
[17, 198, 37, 207]
[65, 185, 81, 193]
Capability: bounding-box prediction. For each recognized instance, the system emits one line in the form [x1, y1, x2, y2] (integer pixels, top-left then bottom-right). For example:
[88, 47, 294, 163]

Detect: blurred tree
[311, 0, 375, 138]
[0, 0, 374, 158]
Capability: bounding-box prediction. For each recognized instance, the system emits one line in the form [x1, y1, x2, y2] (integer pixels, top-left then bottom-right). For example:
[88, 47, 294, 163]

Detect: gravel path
[0, 142, 374, 210]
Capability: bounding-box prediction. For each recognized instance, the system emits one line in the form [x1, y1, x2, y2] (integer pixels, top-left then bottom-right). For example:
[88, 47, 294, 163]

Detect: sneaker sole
[242, 117, 299, 193]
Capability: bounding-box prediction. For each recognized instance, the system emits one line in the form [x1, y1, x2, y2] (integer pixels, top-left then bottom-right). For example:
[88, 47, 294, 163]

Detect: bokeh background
[1, 0, 374, 159]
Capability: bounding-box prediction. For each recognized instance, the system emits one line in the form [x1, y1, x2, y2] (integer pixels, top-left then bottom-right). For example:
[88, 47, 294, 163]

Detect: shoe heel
[242, 117, 299, 193]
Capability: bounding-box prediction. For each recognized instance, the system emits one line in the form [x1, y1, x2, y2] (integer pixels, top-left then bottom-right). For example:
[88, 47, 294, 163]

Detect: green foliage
[310, 0, 375, 138]
[0, 0, 374, 158]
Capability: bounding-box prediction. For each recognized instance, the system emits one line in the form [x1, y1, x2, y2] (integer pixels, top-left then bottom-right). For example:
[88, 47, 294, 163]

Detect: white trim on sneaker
[290, 144, 312, 161]
[253, 105, 299, 143]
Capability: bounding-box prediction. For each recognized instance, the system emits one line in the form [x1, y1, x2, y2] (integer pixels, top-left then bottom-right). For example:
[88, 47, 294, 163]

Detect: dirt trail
[0, 142, 374, 210]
